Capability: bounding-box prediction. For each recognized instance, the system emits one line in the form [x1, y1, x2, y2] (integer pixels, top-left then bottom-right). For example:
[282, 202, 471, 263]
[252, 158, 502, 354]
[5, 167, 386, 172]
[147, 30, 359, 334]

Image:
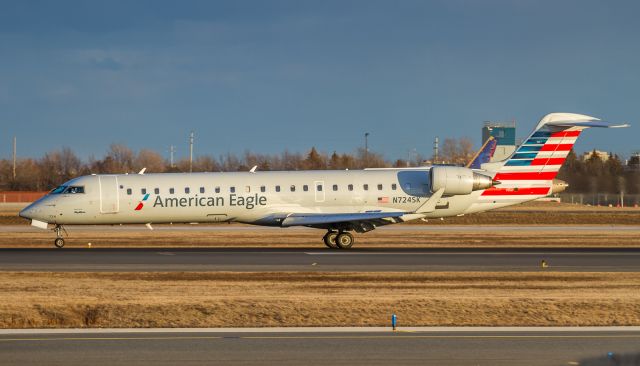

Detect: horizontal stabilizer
[545, 120, 630, 129]
[281, 211, 404, 227]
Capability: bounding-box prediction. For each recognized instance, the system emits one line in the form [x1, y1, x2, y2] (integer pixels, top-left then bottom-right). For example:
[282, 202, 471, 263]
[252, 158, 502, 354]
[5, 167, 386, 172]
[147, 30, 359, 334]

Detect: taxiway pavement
[1, 327, 638, 365]
[1, 247, 640, 272]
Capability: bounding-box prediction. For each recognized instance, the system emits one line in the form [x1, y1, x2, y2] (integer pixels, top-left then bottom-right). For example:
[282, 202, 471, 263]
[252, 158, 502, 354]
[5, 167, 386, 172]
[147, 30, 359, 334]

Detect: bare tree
[134, 149, 166, 173]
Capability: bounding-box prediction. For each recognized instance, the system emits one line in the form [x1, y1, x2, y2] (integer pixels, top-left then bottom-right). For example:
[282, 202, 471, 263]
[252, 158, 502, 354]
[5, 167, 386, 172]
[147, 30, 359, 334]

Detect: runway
[1, 328, 638, 365]
[1, 247, 640, 271]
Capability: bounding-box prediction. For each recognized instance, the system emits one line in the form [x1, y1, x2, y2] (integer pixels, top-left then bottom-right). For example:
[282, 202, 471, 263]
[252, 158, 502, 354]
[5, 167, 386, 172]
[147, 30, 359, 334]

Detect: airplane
[467, 136, 497, 169]
[19, 112, 629, 249]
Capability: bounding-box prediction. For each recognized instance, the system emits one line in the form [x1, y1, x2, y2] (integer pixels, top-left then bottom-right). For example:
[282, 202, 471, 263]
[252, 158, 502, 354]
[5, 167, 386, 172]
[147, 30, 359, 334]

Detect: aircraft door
[99, 176, 119, 213]
[314, 181, 325, 202]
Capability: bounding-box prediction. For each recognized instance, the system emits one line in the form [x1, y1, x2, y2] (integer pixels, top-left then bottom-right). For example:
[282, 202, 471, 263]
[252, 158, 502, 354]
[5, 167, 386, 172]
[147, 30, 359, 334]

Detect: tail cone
[551, 179, 569, 194]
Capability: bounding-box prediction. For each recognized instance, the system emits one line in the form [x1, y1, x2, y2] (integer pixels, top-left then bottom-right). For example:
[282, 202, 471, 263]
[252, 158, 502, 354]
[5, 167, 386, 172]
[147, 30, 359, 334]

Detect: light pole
[189, 131, 194, 173]
[364, 132, 370, 168]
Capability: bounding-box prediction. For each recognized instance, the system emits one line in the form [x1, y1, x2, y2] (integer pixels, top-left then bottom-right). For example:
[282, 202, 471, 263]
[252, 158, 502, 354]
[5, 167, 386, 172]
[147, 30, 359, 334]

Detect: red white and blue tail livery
[475, 112, 628, 206]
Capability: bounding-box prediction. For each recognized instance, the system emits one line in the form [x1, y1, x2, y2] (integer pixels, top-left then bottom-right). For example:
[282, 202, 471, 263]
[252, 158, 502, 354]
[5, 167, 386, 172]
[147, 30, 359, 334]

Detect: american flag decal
[378, 197, 389, 203]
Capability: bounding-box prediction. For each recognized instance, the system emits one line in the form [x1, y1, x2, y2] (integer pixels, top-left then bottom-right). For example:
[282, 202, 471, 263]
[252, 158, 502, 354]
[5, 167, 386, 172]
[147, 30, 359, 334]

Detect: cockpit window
[64, 186, 85, 194]
[50, 185, 84, 194]
[51, 186, 67, 194]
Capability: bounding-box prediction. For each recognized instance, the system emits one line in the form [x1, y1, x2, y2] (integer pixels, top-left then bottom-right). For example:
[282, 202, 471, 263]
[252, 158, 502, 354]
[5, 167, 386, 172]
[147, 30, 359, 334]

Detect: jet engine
[430, 166, 495, 195]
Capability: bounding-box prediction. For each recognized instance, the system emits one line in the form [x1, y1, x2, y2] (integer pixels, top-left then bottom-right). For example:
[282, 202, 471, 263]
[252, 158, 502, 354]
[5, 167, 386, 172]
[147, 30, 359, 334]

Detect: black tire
[323, 231, 338, 249]
[54, 238, 65, 248]
[335, 232, 354, 249]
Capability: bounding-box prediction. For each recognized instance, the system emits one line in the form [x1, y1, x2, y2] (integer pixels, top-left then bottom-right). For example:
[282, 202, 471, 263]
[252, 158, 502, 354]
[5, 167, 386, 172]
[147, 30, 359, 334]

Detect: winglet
[138, 168, 146, 175]
[249, 165, 258, 173]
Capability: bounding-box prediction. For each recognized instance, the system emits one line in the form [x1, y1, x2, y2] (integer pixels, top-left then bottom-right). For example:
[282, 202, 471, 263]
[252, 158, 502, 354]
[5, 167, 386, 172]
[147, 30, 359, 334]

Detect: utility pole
[433, 136, 439, 164]
[364, 132, 370, 168]
[189, 131, 194, 173]
[169, 145, 176, 168]
[12, 136, 16, 180]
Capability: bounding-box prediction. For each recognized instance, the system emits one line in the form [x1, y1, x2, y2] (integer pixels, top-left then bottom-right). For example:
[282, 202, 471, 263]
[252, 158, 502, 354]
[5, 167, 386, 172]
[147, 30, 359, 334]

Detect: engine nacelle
[430, 166, 494, 195]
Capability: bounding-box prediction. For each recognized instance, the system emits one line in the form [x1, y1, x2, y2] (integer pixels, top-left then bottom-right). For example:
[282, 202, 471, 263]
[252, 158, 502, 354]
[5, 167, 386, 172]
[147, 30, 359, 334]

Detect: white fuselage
[20, 168, 514, 226]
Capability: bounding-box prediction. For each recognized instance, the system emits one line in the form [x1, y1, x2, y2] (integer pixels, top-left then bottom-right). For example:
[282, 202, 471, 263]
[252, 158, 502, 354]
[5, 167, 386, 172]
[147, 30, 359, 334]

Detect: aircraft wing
[253, 211, 406, 233]
[280, 211, 405, 227]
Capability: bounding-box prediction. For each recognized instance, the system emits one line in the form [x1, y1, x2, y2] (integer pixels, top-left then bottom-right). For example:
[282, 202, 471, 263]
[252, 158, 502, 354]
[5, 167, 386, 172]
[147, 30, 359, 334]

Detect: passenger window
[245, 186, 251, 193]
[119, 185, 124, 189]
[215, 187, 220, 193]
[391, 183, 397, 190]
[333, 184, 338, 191]
[230, 187, 235, 193]
[200, 187, 205, 194]
[275, 185, 281, 192]
[141, 188, 147, 195]
[169, 188, 175, 194]
[348, 184, 353, 191]
[154, 188, 160, 194]
[363, 184, 369, 191]
[317, 184, 323, 192]
[303, 185, 309, 192]
[378, 184, 383, 190]
[126, 188, 132, 195]
[260, 186, 266, 193]
[185, 187, 190, 194]
[290, 185, 296, 192]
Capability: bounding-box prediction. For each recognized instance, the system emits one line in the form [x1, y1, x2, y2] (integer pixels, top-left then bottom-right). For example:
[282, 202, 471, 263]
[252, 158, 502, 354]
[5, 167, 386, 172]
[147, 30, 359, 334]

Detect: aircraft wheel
[54, 238, 65, 248]
[335, 232, 354, 249]
[323, 231, 338, 249]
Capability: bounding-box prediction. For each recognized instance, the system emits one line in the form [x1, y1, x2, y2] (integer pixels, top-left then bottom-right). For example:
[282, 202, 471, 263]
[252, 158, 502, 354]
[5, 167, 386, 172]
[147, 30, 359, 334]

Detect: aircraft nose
[19, 203, 38, 220]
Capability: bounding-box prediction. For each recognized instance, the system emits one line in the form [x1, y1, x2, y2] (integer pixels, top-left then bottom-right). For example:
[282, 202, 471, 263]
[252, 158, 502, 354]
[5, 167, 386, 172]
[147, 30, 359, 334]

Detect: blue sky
[1, 0, 638, 162]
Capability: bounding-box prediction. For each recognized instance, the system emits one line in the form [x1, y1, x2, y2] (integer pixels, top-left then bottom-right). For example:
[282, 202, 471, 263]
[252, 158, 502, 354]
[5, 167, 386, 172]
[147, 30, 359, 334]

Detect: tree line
[0, 141, 638, 194]
[558, 150, 640, 195]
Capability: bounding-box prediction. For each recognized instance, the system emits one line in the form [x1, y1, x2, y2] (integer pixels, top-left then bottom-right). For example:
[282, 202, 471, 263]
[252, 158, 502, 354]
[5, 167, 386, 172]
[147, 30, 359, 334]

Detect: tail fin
[467, 136, 497, 169]
[480, 112, 628, 200]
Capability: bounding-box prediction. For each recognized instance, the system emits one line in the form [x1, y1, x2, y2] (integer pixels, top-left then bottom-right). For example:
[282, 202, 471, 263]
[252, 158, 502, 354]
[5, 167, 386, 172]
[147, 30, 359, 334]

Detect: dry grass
[0, 226, 639, 248]
[0, 271, 638, 328]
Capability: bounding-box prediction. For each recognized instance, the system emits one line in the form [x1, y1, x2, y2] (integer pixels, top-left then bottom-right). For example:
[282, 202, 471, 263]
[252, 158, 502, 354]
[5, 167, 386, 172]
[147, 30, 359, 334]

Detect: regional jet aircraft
[20, 113, 628, 249]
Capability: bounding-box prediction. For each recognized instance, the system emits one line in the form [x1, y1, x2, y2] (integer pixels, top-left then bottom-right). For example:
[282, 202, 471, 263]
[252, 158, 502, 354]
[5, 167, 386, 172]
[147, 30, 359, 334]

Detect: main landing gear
[53, 224, 66, 248]
[323, 231, 354, 249]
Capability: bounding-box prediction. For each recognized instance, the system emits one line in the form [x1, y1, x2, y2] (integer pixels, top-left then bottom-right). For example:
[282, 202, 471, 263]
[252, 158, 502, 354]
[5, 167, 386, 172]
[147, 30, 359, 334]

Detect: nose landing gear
[52, 224, 67, 248]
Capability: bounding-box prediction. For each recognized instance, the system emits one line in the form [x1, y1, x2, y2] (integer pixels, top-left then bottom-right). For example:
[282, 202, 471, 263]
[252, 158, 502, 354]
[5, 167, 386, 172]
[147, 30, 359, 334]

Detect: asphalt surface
[1, 329, 639, 365]
[1, 247, 640, 272]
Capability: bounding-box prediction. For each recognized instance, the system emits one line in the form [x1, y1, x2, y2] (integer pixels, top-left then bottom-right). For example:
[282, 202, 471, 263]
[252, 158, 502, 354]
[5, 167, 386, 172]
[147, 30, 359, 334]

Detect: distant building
[627, 152, 640, 170]
[481, 121, 516, 162]
[582, 150, 610, 162]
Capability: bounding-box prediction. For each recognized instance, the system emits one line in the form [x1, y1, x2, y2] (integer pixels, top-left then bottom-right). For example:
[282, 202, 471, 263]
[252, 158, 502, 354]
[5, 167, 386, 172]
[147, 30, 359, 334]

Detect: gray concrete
[0, 328, 638, 365]
[1, 247, 640, 272]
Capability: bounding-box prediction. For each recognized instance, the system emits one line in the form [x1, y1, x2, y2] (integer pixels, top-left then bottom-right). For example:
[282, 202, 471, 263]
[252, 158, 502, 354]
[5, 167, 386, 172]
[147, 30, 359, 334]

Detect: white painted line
[305, 252, 640, 256]
[1, 326, 640, 335]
